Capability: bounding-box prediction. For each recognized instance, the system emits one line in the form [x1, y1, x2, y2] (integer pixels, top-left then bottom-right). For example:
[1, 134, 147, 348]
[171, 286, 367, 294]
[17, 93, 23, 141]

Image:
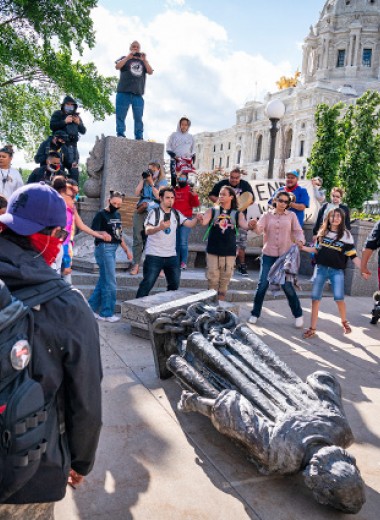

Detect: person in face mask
[130, 161, 168, 275]
[49, 95, 86, 182]
[27, 151, 66, 184]
[173, 169, 200, 269]
[0, 183, 102, 514]
[88, 191, 132, 322]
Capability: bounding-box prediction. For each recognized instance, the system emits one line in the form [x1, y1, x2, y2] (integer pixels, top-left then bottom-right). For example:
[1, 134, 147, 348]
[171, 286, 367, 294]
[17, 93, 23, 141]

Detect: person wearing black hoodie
[0, 183, 102, 515]
[50, 96, 86, 182]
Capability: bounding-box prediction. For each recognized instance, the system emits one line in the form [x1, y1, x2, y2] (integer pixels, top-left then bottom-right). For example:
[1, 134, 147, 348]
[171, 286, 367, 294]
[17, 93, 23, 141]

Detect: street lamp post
[266, 99, 285, 179]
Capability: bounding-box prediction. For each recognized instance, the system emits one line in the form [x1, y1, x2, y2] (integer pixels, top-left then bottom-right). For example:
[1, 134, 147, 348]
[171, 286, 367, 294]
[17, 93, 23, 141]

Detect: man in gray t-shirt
[136, 187, 199, 298]
[115, 41, 154, 140]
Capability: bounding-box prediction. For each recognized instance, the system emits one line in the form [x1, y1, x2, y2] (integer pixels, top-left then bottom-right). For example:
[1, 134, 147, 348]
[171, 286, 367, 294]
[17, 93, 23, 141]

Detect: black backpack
[0, 278, 70, 502]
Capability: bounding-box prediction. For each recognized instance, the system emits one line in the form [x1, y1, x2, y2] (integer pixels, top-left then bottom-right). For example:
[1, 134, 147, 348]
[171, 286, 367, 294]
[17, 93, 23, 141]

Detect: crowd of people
[0, 38, 379, 515]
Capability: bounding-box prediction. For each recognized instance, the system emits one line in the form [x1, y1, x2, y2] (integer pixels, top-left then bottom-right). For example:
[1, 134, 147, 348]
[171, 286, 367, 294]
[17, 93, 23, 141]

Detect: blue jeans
[136, 255, 180, 298]
[312, 265, 345, 301]
[116, 92, 144, 139]
[252, 254, 302, 318]
[176, 223, 192, 264]
[88, 243, 118, 317]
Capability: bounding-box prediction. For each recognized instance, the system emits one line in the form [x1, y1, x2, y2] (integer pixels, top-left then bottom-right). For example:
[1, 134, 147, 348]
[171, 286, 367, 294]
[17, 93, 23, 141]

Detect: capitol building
[194, 0, 380, 180]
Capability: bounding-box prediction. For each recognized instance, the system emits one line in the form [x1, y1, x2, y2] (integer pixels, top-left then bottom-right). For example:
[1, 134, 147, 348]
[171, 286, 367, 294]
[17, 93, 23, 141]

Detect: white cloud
[13, 5, 293, 167]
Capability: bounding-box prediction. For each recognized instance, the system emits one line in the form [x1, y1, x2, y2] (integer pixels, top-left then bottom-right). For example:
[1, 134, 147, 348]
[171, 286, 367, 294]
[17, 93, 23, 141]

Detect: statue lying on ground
[152, 304, 365, 514]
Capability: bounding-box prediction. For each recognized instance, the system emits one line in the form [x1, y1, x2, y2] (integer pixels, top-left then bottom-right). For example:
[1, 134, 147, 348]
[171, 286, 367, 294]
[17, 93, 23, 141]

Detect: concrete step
[76, 268, 332, 305]
[71, 269, 321, 293]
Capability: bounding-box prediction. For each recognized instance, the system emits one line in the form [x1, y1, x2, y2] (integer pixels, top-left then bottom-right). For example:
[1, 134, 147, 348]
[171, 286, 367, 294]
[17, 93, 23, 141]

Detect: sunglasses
[277, 199, 289, 203]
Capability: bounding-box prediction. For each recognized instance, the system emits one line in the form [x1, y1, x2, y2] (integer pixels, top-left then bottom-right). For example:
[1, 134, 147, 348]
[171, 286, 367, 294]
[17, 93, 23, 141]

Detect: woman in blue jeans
[300, 208, 361, 338]
[89, 192, 132, 322]
[249, 191, 305, 327]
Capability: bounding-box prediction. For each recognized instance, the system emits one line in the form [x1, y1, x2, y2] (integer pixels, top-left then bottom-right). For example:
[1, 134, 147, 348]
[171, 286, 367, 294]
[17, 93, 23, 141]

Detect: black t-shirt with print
[206, 208, 239, 257]
[117, 57, 147, 95]
[92, 209, 123, 245]
[316, 231, 357, 270]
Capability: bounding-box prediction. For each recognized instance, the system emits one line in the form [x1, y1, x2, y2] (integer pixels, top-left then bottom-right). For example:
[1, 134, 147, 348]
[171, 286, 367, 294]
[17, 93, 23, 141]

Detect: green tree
[197, 170, 226, 208]
[338, 90, 380, 209]
[0, 0, 116, 154]
[307, 102, 344, 196]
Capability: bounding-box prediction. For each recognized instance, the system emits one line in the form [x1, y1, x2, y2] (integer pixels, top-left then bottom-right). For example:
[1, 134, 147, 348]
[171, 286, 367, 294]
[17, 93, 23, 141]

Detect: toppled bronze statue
[152, 303, 365, 514]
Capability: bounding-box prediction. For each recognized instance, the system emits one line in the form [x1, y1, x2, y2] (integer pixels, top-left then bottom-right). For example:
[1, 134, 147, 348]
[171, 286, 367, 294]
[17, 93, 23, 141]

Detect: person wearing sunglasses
[249, 191, 305, 327]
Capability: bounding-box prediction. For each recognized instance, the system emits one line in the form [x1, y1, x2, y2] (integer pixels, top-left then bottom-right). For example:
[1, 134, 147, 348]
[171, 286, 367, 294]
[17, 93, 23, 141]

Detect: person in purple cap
[0, 183, 102, 516]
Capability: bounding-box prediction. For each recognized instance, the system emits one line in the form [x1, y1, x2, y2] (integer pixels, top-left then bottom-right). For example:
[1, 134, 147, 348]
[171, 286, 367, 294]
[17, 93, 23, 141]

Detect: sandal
[130, 264, 139, 275]
[302, 328, 317, 339]
[342, 321, 352, 334]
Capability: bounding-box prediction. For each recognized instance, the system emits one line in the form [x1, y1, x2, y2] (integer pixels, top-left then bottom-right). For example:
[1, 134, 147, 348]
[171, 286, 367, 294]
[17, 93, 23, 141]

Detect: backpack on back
[0, 278, 70, 502]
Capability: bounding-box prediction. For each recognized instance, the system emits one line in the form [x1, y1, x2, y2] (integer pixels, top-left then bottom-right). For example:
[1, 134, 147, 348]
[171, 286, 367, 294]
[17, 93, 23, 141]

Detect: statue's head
[303, 446, 365, 514]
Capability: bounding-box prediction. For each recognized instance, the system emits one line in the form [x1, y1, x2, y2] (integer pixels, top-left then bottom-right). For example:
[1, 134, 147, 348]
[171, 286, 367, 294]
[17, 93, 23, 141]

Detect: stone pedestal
[121, 290, 218, 339]
[76, 197, 100, 228]
[345, 220, 378, 296]
[101, 137, 164, 205]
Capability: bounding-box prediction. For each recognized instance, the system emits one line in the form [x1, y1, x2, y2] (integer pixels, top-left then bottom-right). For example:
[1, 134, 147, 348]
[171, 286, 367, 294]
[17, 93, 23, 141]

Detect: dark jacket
[27, 166, 67, 184]
[50, 96, 86, 144]
[0, 237, 102, 503]
[34, 136, 76, 168]
[312, 202, 351, 236]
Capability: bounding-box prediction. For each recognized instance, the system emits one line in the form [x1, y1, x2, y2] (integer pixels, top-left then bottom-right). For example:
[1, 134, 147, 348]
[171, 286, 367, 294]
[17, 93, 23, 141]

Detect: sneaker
[248, 316, 258, 324]
[295, 316, 304, 328]
[104, 315, 120, 323]
[93, 312, 100, 320]
[239, 264, 248, 276]
[180, 262, 187, 270]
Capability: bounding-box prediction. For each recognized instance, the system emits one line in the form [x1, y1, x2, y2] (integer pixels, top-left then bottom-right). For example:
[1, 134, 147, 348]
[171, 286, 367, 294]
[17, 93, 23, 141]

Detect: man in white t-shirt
[136, 186, 199, 298]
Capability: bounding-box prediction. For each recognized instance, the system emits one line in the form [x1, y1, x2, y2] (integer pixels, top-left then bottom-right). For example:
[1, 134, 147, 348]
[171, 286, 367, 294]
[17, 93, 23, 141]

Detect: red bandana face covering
[29, 233, 62, 265]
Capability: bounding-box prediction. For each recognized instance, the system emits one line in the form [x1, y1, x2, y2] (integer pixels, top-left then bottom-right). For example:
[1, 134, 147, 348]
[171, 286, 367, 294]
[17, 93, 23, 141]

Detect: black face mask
[178, 181, 187, 188]
[109, 203, 119, 213]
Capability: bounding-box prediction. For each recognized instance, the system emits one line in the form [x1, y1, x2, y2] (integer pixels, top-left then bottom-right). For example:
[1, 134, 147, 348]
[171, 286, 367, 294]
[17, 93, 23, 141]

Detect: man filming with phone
[136, 187, 198, 298]
[115, 40, 154, 140]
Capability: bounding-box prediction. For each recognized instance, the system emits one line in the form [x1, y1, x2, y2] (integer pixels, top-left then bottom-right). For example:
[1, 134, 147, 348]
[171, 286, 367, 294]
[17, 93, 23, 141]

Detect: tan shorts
[207, 254, 235, 296]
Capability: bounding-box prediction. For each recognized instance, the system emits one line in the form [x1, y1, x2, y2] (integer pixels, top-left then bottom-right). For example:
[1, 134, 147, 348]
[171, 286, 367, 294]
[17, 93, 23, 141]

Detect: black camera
[142, 170, 151, 179]
[133, 52, 142, 58]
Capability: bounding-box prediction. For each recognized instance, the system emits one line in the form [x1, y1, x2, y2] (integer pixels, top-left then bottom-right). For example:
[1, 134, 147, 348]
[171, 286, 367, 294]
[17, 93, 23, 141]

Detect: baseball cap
[0, 182, 67, 235]
[285, 170, 299, 178]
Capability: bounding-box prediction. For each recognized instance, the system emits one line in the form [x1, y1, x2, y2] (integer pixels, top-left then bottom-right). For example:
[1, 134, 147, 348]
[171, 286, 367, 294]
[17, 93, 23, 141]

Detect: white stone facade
[194, 0, 380, 180]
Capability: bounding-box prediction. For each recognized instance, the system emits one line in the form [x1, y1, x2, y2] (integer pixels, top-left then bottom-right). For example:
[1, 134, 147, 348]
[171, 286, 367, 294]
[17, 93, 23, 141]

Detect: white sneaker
[295, 316, 304, 328]
[93, 312, 100, 319]
[104, 315, 120, 323]
[248, 316, 258, 325]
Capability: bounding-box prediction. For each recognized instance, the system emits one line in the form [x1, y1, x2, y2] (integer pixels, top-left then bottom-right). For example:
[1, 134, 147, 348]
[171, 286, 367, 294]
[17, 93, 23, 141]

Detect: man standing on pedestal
[115, 41, 154, 140]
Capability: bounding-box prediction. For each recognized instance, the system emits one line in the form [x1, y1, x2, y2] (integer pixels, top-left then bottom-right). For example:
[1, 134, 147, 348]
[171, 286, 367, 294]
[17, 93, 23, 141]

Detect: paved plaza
[55, 295, 380, 520]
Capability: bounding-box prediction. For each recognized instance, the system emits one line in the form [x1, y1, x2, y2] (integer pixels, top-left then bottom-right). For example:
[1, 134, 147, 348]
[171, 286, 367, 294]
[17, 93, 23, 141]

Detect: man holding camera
[130, 162, 167, 275]
[115, 41, 154, 140]
[136, 187, 199, 298]
[50, 96, 86, 182]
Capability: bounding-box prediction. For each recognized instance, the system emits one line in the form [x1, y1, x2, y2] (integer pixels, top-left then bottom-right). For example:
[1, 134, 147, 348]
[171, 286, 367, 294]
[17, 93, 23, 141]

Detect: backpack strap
[12, 278, 72, 309]
[154, 206, 161, 227]
[202, 207, 217, 241]
[230, 210, 239, 236]
[173, 209, 181, 227]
